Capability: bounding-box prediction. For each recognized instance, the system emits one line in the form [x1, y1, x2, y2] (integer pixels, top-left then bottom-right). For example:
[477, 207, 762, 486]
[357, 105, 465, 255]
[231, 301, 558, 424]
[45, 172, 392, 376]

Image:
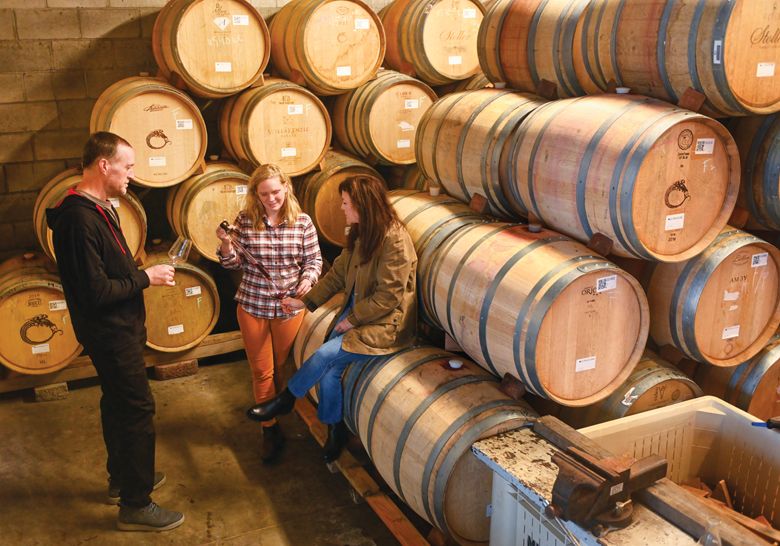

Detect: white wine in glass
[168, 236, 192, 266]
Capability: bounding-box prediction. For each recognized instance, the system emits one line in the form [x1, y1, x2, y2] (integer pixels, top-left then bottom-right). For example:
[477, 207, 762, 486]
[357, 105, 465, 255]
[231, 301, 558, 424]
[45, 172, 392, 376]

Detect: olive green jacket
[302, 223, 417, 355]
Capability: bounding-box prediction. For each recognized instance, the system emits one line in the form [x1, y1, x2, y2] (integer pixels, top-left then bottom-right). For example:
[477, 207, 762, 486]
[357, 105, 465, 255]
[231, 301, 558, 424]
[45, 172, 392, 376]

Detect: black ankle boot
[323, 421, 348, 463]
[247, 388, 296, 422]
[260, 423, 285, 464]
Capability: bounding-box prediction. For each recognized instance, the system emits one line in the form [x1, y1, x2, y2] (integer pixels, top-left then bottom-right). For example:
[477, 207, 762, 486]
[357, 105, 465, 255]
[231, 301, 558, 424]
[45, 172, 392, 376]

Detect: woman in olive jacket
[246, 176, 417, 463]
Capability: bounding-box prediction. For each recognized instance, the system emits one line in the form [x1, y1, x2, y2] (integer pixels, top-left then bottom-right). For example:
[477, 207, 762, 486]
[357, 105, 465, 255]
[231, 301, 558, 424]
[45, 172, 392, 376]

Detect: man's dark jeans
[87, 339, 155, 508]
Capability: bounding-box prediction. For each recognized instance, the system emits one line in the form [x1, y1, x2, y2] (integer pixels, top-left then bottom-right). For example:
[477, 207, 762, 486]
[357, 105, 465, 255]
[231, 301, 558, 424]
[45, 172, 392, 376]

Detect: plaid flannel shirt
[218, 211, 322, 319]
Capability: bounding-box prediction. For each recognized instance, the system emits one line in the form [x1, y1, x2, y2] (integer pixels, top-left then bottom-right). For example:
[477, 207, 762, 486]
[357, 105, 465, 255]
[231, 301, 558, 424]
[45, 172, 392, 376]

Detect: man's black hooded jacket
[46, 191, 150, 350]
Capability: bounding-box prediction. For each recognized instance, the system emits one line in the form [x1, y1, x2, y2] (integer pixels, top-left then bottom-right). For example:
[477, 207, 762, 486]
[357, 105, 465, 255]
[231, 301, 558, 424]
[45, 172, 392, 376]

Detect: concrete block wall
[0, 0, 392, 261]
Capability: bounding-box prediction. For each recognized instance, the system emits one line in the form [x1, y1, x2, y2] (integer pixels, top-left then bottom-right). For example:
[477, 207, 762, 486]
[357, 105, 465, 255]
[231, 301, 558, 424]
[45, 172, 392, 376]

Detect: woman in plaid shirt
[216, 163, 322, 463]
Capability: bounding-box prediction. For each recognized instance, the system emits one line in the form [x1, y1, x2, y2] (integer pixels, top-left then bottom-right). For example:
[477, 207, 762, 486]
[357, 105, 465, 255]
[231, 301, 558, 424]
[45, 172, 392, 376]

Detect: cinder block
[34, 382, 69, 402]
[24, 72, 54, 101]
[6, 160, 67, 193]
[0, 133, 34, 163]
[0, 224, 14, 250]
[0, 10, 15, 40]
[16, 9, 81, 40]
[109, 0, 168, 6]
[80, 9, 141, 39]
[51, 70, 87, 99]
[52, 39, 115, 70]
[0, 0, 45, 7]
[49, 0, 107, 6]
[0, 102, 59, 133]
[0, 74, 25, 103]
[58, 99, 95, 129]
[33, 129, 88, 161]
[153, 359, 198, 380]
[249, 0, 277, 9]
[0, 164, 6, 192]
[0, 41, 52, 72]
[0, 190, 36, 223]
[112, 39, 155, 68]
[13, 220, 38, 249]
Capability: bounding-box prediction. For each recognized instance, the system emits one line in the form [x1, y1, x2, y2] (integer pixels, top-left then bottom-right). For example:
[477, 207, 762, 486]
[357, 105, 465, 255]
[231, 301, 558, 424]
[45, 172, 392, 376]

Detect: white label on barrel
[32, 343, 50, 354]
[723, 290, 740, 301]
[149, 156, 166, 167]
[576, 356, 596, 372]
[336, 66, 352, 76]
[665, 213, 685, 231]
[215, 62, 232, 72]
[757, 62, 776, 78]
[713, 40, 722, 64]
[287, 104, 304, 115]
[463, 8, 477, 18]
[235, 185, 247, 195]
[281, 147, 297, 157]
[185, 286, 202, 297]
[108, 198, 120, 208]
[448, 55, 463, 65]
[354, 18, 370, 30]
[610, 483, 624, 496]
[396, 139, 411, 149]
[722, 325, 740, 340]
[596, 274, 617, 293]
[398, 121, 414, 132]
[752, 252, 769, 268]
[695, 138, 715, 154]
[621, 387, 638, 406]
[213, 17, 229, 30]
[232, 15, 249, 26]
[168, 324, 184, 335]
[49, 300, 67, 311]
[404, 99, 420, 109]
[176, 119, 193, 130]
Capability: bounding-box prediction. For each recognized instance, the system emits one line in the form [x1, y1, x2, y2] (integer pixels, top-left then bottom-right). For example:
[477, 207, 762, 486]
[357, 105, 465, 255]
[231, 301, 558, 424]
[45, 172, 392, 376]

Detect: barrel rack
[0, 330, 244, 395]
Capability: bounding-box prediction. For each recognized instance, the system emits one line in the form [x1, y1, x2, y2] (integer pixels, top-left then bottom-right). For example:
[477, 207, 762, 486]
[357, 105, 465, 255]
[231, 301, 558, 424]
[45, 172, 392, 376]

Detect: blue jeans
[287, 299, 373, 424]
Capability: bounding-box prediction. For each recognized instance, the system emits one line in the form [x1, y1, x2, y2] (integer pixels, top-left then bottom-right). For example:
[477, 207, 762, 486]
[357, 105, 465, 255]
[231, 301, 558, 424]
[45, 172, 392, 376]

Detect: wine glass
[168, 236, 192, 267]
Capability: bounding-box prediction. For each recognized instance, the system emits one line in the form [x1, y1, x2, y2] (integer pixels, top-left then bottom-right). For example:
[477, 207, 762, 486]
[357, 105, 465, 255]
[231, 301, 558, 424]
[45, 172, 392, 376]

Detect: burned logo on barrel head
[678, 129, 693, 150]
[20, 314, 63, 345]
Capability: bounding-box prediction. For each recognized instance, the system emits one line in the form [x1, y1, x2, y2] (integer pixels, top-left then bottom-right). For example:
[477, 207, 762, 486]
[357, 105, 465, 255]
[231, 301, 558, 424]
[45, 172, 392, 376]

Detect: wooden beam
[294, 398, 430, 546]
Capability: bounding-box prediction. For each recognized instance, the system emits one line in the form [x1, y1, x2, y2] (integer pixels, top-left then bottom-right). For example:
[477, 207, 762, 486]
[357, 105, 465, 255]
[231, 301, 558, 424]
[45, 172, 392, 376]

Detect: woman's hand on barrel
[334, 317, 354, 334]
[216, 224, 232, 242]
[281, 297, 305, 314]
[294, 278, 312, 298]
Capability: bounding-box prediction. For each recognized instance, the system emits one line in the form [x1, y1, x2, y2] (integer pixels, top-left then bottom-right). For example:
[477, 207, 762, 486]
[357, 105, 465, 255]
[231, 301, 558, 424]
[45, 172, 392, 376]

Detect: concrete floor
[0, 360, 399, 546]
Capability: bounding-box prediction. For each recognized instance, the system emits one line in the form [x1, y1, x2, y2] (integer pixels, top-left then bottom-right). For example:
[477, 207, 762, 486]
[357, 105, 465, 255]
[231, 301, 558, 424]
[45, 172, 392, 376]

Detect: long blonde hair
[244, 164, 302, 230]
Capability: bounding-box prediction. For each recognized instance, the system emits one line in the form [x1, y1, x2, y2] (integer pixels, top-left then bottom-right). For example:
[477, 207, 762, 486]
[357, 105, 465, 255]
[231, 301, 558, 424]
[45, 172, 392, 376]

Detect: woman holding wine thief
[216, 163, 322, 463]
[246, 176, 418, 464]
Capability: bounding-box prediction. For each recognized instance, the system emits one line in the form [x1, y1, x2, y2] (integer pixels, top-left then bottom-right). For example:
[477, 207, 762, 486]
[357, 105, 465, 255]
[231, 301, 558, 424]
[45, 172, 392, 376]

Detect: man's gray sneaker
[117, 502, 184, 532]
[107, 472, 166, 505]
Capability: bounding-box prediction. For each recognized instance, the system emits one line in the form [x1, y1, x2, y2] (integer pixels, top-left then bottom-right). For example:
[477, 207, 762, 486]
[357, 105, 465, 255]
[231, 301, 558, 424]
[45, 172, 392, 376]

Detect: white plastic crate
[580, 396, 780, 527]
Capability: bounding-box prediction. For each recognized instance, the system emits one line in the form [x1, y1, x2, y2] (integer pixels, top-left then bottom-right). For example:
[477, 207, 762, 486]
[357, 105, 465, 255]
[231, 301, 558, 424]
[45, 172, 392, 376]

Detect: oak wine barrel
[152, 0, 270, 98]
[166, 161, 249, 262]
[269, 0, 384, 95]
[478, 0, 589, 97]
[342, 346, 537, 545]
[381, 0, 485, 86]
[414, 205, 649, 405]
[434, 72, 493, 96]
[646, 228, 780, 367]
[142, 253, 219, 352]
[573, 0, 780, 117]
[219, 78, 331, 176]
[331, 70, 437, 166]
[90, 77, 208, 188]
[33, 168, 146, 262]
[505, 94, 740, 261]
[297, 151, 385, 247]
[383, 165, 430, 191]
[389, 190, 486, 329]
[0, 254, 82, 375]
[560, 351, 702, 428]
[694, 334, 780, 421]
[416, 89, 546, 218]
[729, 114, 780, 230]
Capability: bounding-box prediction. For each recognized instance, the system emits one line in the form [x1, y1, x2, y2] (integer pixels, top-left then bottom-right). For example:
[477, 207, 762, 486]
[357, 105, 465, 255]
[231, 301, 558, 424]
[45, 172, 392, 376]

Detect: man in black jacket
[46, 132, 184, 532]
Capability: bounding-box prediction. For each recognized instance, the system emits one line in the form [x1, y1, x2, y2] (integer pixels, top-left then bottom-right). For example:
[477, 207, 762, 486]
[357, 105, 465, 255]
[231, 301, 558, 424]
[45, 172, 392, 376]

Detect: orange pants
[237, 305, 304, 427]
